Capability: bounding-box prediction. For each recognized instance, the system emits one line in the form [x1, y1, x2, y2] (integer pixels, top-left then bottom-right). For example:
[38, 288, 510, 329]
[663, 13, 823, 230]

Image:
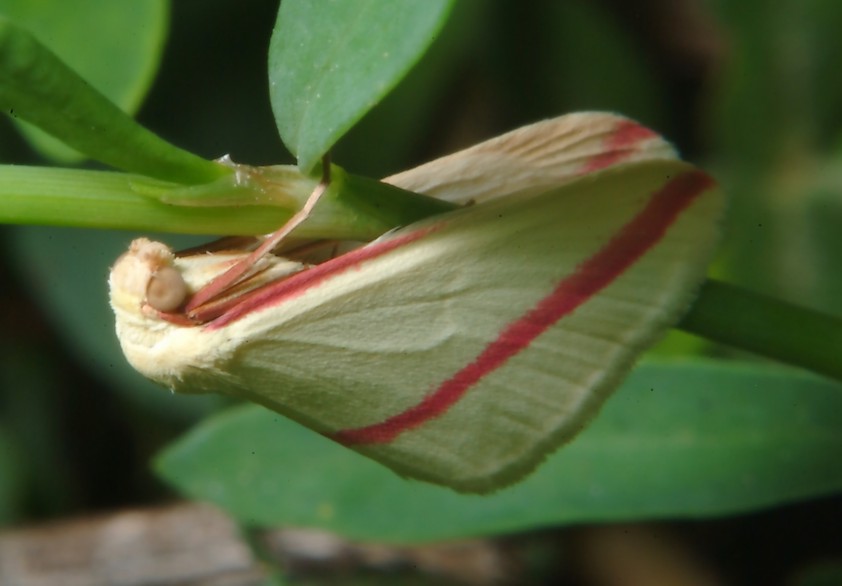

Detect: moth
[109, 113, 723, 493]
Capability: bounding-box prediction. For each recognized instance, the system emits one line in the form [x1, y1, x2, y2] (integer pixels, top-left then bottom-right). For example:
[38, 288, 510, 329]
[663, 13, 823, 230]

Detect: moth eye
[146, 266, 188, 312]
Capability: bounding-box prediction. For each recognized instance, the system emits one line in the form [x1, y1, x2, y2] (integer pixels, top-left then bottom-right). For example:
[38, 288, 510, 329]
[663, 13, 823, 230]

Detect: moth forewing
[109, 114, 723, 493]
[384, 111, 678, 205]
[329, 161, 720, 491]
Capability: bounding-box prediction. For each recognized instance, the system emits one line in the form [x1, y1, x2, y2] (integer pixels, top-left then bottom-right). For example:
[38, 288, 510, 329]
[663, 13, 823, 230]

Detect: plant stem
[0, 164, 456, 238]
[0, 165, 289, 234]
[679, 279, 842, 382]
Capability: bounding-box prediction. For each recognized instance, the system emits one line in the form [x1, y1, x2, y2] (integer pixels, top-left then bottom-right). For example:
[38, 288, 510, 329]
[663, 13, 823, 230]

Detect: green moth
[109, 113, 723, 493]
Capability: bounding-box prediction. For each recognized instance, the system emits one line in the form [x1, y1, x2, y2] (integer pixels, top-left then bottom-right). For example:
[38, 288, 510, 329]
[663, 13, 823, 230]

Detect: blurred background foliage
[0, 0, 841, 583]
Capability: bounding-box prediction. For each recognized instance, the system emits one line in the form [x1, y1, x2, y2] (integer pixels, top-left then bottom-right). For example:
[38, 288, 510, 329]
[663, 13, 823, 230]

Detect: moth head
[109, 238, 212, 389]
[108, 237, 309, 393]
[109, 238, 189, 318]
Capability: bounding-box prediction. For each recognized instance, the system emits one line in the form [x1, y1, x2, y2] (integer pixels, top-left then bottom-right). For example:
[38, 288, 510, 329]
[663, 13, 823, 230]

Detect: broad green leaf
[269, 0, 455, 173]
[330, 0, 485, 177]
[0, 15, 223, 183]
[0, 0, 168, 162]
[156, 360, 842, 543]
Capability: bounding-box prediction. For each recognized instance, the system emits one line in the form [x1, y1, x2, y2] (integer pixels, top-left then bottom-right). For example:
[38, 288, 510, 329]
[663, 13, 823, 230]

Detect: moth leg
[185, 156, 332, 312]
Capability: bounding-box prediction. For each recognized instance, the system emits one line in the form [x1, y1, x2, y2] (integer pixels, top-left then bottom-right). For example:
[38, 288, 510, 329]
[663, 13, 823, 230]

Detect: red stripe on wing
[333, 170, 714, 445]
[207, 226, 439, 330]
[578, 120, 659, 175]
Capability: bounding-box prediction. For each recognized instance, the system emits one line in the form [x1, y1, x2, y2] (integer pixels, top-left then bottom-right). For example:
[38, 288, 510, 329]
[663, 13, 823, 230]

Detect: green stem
[339, 169, 458, 227]
[0, 17, 227, 184]
[679, 279, 842, 382]
[0, 165, 289, 234]
[0, 164, 457, 238]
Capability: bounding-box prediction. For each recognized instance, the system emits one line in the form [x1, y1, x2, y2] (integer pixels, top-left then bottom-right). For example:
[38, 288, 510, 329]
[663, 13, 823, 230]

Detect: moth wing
[205, 158, 722, 492]
[383, 112, 677, 205]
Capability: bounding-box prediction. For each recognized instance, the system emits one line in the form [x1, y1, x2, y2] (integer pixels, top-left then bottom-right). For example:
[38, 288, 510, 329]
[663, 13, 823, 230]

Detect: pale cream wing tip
[384, 112, 678, 204]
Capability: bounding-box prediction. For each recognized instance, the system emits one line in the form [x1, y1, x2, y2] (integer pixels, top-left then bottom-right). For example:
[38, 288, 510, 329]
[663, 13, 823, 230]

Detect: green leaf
[0, 0, 167, 162]
[156, 360, 842, 542]
[330, 0, 485, 177]
[0, 16, 226, 183]
[269, 0, 455, 173]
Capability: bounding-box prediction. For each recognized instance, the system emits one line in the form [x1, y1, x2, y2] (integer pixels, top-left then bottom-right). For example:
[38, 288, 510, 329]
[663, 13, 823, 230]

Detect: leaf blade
[156, 360, 842, 542]
[269, 0, 454, 172]
[0, 14, 225, 183]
